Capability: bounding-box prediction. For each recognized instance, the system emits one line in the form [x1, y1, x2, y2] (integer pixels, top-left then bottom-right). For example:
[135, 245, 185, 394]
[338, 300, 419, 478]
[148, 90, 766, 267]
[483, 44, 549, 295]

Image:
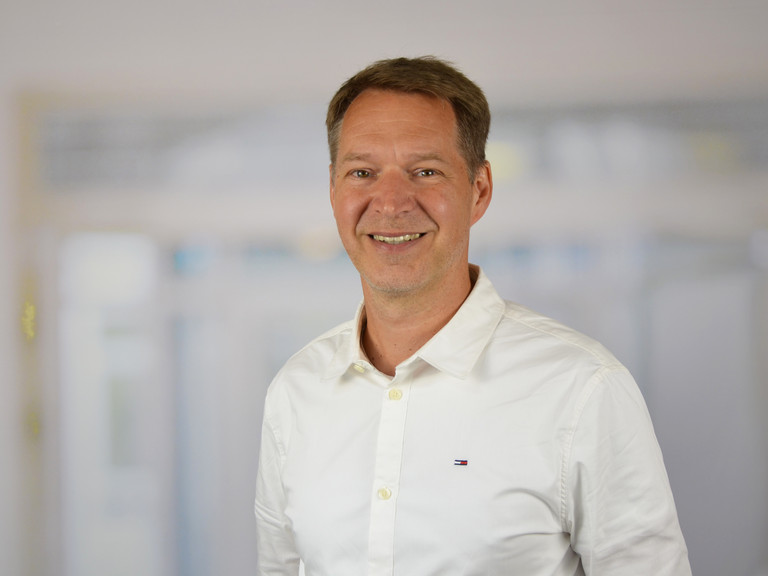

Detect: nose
[370, 169, 416, 215]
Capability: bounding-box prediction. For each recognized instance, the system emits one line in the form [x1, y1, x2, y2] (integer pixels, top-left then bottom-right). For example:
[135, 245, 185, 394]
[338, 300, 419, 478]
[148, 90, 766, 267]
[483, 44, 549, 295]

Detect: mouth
[371, 233, 423, 245]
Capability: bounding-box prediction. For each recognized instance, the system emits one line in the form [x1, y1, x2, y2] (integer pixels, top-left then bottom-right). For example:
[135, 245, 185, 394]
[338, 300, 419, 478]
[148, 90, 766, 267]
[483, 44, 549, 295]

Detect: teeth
[372, 233, 422, 245]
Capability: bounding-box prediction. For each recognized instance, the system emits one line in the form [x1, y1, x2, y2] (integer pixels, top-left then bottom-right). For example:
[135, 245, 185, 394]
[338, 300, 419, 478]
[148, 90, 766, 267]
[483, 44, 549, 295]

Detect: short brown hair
[326, 56, 490, 178]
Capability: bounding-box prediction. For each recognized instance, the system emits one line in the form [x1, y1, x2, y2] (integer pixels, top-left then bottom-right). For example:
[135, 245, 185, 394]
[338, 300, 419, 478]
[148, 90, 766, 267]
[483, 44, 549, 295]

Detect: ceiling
[2, 0, 768, 107]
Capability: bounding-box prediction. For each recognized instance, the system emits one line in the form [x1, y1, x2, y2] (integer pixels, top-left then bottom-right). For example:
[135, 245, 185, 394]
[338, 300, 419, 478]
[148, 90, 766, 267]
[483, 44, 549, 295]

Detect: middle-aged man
[255, 56, 692, 575]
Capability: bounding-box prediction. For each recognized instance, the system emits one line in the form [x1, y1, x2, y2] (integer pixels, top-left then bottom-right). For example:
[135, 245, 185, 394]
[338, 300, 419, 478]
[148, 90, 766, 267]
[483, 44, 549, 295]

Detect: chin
[361, 271, 431, 297]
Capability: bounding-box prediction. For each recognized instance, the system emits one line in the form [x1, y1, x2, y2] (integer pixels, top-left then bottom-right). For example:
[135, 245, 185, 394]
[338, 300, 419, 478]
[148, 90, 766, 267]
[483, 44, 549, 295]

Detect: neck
[360, 266, 475, 377]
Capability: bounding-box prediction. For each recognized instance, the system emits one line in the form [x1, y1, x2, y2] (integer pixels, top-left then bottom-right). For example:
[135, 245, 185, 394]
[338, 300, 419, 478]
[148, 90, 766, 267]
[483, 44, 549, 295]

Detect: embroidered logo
[454, 459, 468, 466]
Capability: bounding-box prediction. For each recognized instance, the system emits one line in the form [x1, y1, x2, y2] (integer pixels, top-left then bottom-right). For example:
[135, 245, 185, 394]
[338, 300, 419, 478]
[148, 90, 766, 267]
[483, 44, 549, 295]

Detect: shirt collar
[415, 265, 505, 379]
[323, 300, 369, 380]
[324, 265, 505, 381]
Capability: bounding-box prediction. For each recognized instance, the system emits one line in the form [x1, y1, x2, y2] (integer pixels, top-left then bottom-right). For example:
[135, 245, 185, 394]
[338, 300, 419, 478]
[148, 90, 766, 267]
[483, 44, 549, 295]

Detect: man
[255, 56, 691, 575]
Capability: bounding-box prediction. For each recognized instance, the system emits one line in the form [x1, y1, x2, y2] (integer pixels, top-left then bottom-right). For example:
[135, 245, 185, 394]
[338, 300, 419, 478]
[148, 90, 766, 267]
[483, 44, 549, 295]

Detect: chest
[281, 375, 572, 572]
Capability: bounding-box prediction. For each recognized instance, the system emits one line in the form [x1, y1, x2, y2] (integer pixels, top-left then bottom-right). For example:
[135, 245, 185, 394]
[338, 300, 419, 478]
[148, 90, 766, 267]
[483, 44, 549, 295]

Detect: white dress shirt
[255, 266, 691, 575]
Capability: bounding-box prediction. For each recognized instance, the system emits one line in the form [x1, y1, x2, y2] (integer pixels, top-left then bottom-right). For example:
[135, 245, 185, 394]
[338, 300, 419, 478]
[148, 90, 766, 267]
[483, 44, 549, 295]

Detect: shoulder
[271, 318, 355, 387]
[282, 319, 355, 374]
[263, 316, 357, 411]
[475, 299, 632, 410]
[496, 300, 623, 371]
[471, 268, 622, 373]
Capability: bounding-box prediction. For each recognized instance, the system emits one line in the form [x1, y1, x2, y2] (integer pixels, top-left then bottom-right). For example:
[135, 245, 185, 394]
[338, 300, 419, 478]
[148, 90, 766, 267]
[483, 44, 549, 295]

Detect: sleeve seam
[263, 396, 288, 461]
[559, 365, 627, 533]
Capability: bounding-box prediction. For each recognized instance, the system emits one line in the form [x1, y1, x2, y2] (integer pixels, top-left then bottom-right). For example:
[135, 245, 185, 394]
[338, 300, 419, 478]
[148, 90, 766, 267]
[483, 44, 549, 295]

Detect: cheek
[429, 195, 474, 232]
[333, 193, 366, 234]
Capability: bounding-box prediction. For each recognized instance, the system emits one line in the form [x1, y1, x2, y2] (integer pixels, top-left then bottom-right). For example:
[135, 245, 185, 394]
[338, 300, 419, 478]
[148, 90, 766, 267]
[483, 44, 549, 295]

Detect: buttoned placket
[358, 364, 412, 576]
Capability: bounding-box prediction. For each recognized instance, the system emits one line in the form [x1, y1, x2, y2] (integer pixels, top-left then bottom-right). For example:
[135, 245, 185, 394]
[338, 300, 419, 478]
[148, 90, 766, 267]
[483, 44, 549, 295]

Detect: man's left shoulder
[497, 300, 623, 371]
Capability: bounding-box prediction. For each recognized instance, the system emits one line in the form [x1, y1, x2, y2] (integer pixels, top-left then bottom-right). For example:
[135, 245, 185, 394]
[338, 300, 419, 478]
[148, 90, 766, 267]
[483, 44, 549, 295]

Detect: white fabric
[255, 267, 691, 576]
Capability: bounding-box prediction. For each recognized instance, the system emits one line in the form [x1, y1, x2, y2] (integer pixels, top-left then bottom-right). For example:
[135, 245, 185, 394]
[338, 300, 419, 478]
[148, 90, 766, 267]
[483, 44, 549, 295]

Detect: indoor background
[1, 1, 767, 575]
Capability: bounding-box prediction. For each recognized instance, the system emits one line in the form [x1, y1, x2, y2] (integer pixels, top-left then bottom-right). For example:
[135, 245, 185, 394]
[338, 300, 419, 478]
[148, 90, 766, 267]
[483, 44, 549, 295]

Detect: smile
[371, 233, 423, 245]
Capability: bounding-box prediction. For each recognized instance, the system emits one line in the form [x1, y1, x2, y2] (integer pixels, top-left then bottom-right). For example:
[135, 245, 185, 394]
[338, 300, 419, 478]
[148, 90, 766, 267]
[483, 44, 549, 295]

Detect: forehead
[339, 89, 458, 147]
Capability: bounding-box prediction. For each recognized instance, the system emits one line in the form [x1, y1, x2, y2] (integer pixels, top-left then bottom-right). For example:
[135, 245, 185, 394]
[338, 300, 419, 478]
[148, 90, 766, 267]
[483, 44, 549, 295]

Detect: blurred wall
[2, 2, 768, 576]
[0, 99, 22, 576]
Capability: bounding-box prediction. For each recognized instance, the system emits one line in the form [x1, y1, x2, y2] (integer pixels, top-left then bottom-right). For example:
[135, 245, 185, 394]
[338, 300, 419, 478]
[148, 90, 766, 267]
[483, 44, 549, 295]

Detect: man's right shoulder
[269, 318, 357, 388]
[261, 318, 357, 434]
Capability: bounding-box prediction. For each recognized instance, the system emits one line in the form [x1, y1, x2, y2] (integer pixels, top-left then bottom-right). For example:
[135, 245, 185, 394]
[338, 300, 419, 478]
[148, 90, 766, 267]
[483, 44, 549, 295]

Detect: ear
[329, 163, 336, 210]
[470, 161, 493, 226]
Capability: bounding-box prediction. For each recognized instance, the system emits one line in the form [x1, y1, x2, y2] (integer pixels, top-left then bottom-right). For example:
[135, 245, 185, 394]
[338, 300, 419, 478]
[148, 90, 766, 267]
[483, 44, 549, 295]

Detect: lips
[371, 233, 423, 245]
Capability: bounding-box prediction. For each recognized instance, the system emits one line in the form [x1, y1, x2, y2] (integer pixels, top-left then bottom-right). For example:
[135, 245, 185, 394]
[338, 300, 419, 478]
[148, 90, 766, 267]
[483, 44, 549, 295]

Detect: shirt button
[377, 487, 392, 500]
[388, 388, 403, 401]
[352, 363, 366, 374]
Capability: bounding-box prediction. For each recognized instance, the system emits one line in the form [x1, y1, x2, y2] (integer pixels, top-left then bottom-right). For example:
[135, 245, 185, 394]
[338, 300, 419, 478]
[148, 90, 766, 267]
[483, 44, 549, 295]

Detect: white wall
[1, 1, 768, 575]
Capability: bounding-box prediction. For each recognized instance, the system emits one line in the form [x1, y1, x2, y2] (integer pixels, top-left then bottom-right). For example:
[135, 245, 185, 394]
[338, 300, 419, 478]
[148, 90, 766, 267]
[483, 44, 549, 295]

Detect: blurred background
[1, 1, 767, 575]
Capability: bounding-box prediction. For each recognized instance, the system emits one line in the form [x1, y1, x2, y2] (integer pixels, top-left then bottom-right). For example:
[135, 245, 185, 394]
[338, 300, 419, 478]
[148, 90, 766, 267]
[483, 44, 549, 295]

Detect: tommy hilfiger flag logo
[454, 459, 468, 466]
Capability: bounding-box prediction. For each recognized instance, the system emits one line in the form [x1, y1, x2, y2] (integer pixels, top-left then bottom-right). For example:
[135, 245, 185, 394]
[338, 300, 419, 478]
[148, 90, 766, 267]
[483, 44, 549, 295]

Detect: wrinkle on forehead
[340, 90, 457, 138]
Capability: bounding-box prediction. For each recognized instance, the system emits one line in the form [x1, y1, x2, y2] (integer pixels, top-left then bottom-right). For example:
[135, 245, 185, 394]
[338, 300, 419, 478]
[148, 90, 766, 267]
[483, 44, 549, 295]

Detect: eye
[349, 169, 372, 179]
[416, 168, 438, 177]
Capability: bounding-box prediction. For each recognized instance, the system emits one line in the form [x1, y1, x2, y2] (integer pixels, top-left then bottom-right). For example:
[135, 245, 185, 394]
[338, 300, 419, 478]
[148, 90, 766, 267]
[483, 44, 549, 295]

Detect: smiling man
[254, 57, 691, 576]
[329, 87, 491, 375]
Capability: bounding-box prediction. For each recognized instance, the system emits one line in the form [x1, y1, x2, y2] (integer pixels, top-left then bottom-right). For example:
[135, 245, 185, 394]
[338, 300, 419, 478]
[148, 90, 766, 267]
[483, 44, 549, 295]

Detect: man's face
[330, 89, 491, 300]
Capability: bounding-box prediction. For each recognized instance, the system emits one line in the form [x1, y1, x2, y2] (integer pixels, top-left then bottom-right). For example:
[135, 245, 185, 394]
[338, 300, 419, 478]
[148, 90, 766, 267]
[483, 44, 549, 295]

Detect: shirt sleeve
[254, 404, 301, 576]
[565, 367, 692, 575]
